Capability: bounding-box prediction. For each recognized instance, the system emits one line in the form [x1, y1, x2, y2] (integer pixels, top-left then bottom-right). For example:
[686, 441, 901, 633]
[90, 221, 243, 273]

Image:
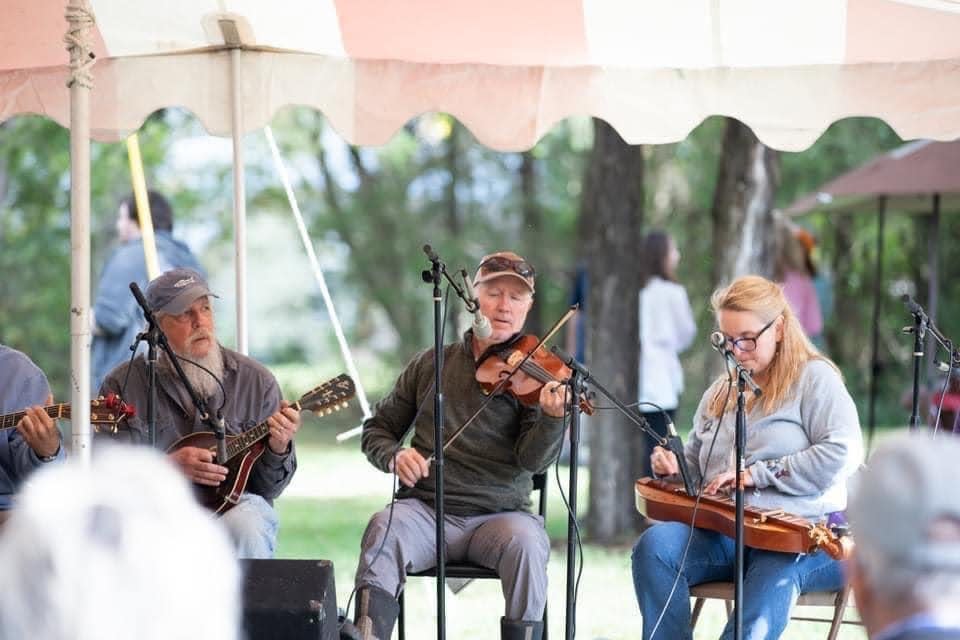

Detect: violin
[475, 334, 595, 415]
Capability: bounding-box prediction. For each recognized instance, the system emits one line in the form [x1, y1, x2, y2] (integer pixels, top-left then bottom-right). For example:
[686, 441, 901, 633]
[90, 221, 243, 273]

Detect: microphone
[710, 331, 727, 352]
[422, 244, 441, 263]
[462, 271, 492, 339]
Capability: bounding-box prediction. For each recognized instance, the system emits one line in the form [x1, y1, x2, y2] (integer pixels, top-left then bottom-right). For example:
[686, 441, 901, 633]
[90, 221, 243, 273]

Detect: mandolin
[168, 374, 355, 514]
[635, 477, 852, 559]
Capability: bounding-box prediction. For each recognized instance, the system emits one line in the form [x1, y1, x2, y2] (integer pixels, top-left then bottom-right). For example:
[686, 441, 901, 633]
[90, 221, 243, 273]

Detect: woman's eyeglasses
[721, 316, 777, 353]
[478, 256, 536, 279]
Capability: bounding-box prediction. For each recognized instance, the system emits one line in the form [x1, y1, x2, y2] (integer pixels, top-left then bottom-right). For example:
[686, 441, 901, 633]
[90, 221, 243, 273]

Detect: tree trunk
[711, 119, 781, 283]
[580, 119, 644, 544]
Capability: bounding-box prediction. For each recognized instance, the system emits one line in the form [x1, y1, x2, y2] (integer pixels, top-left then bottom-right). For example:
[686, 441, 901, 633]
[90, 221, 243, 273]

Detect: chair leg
[690, 597, 706, 629]
[542, 597, 548, 640]
[826, 587, 851, 640]
[397, 589, 405, 640]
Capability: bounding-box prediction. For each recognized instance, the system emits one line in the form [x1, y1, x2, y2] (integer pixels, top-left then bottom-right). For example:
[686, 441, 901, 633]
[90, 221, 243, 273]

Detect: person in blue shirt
[0, 344, 65, 519]
[91, 191, 204, 389]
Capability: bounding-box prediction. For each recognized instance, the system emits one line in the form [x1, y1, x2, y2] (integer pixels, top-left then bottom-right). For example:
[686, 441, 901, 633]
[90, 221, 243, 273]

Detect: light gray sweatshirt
[682, 359, 863, 521]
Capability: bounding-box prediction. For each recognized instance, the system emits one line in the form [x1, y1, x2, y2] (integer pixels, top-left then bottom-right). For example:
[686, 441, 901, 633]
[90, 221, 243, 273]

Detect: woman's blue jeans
[631, 521, 844, 640]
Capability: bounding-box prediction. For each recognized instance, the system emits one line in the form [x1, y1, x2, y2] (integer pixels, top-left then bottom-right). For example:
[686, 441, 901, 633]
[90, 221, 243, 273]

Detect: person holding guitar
[99, 268, 301, 558]
[631, 275, 863, 640]
[349, 251, 567, 640]
[0, 343, 65, 519]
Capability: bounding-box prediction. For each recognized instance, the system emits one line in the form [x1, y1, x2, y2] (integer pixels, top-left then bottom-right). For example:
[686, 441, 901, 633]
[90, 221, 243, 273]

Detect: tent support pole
[229, 46, 248, 354]
[67, 0, 95, 463]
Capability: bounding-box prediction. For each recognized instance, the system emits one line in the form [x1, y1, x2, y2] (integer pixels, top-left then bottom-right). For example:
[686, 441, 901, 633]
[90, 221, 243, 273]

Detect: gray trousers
[355, 498, 549, 621]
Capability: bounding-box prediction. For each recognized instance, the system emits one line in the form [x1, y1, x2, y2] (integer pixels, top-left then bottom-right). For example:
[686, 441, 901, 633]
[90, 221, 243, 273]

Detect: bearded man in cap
[99, 267, 300, 558]
[846, 431, 960, 639]
[346, 251, 567, 640]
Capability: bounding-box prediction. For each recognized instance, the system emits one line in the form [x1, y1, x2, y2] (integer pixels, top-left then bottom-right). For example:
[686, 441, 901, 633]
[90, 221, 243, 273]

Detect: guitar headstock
[90, 393, 137, 434]
[297, 374, 356, 417]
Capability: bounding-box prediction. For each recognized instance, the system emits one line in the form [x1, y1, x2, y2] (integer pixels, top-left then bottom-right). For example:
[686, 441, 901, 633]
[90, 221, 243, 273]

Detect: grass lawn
[274, 436, 867, 639]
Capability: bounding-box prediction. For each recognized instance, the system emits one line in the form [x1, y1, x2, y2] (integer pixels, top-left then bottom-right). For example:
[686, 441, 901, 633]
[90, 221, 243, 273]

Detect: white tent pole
[66, 0, 95, 464]
[229, 47, 248, 354]
[263, 127, 374, 427]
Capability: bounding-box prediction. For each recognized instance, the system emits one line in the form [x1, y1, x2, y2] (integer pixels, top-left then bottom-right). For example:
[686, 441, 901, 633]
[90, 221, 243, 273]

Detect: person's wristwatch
[38, 445, 61, 463]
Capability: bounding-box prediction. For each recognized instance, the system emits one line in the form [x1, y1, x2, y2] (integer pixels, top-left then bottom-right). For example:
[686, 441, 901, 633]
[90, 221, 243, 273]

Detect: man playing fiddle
[349, 251, 567, 640]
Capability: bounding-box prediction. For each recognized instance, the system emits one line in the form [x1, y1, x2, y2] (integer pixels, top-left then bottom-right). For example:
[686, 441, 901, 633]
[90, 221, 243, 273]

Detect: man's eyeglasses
[720, 316, 777, 353]
[478, 256, 536, 279]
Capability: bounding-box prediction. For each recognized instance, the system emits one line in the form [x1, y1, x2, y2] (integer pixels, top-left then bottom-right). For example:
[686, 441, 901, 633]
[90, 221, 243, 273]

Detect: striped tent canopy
[3, 0, 960, 151]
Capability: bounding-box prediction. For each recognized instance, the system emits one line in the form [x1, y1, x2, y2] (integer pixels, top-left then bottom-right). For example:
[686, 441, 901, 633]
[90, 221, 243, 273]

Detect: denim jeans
[631, 521, 844, 640]
[219, 493, 279, 559]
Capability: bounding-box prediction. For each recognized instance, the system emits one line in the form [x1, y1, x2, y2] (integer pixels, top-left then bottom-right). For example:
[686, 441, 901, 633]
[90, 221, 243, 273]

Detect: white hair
[855, 539, 960, 622]
[0, 446, 241, 640]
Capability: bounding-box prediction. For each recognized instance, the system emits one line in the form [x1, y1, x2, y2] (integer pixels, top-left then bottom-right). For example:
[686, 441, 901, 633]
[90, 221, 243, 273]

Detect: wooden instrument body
[168, 431, 266, 514]
[635, 477, 851, 559]
[165, 373, 356, 515]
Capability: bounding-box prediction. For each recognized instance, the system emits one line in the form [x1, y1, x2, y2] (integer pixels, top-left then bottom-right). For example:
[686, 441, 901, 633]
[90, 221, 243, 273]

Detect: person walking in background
[846, 431, 960, 639]
[776, 223, 824, 347]
[91, 191, 204, 390]
[636, 230, 696, 485]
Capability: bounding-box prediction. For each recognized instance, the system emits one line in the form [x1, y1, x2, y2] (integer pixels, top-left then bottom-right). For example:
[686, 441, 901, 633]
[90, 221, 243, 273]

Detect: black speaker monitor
[242, 559, 337, 640]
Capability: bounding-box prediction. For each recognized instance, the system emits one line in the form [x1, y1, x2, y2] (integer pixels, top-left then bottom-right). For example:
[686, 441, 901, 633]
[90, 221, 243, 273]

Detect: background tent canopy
[3, 0, 960, 151]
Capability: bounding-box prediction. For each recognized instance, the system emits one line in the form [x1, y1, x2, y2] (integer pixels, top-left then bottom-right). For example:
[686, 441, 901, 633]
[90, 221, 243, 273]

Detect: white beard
[161, 342, 225, 404]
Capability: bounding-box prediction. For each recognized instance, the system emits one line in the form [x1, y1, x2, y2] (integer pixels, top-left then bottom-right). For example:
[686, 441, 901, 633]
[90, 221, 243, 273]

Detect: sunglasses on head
[478, 256, 535, 279]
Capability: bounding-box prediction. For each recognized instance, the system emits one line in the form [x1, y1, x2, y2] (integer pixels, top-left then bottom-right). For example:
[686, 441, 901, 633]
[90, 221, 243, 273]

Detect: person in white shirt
[636, 231, 696, 494]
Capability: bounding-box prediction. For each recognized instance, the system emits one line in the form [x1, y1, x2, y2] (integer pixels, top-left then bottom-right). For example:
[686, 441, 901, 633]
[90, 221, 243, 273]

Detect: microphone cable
[646, 367, 733, 640]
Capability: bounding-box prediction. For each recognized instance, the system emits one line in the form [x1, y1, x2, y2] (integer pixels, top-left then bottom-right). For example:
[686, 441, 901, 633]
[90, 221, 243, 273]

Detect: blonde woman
[631, 275, 863, 640]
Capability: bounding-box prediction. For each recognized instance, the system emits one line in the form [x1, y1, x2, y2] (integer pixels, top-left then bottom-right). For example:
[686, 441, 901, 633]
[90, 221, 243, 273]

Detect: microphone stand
[129, 283, 227, 461]
[564, 367, 583, 640]
[713, 345, 762, 640]
[906, 298, 926, 430]
[550, 346, 688, 640]
[902, 295, 960, 432]
[420, 245, 448, 640]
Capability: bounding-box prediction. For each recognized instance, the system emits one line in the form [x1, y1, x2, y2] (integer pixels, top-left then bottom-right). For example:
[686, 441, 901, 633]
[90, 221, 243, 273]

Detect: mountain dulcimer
[635, 477, 853, 560]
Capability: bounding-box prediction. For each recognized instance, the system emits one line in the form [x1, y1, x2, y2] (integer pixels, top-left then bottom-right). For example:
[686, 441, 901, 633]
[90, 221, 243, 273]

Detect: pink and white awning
[3, 0, 960, 149]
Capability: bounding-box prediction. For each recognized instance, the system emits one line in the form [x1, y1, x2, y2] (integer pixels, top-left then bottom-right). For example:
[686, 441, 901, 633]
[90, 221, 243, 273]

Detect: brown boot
[353, 586, 399, 640]
[501, 617, 544, 640]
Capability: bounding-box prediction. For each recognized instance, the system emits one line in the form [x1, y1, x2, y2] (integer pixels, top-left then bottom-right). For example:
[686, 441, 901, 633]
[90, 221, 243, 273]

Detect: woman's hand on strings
[650, 445, 680, 477]
[704, 469, 754, 495]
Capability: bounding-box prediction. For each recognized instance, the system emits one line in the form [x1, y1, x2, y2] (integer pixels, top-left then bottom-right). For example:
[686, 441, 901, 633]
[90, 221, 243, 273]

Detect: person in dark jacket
[91, 191, 204, 389]
[348, 251, 567, 640]
[99, 268, 300, 558]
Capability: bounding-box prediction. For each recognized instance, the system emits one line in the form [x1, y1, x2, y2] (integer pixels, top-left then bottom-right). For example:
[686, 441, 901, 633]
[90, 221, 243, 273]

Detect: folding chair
[397, 472, 549, 640]
[690, 581, 862, 640]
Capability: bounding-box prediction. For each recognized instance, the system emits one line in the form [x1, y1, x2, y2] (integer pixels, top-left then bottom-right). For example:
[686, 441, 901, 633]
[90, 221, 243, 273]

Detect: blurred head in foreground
[846, 431, 960, 636]
[0, 446, 240, 640]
